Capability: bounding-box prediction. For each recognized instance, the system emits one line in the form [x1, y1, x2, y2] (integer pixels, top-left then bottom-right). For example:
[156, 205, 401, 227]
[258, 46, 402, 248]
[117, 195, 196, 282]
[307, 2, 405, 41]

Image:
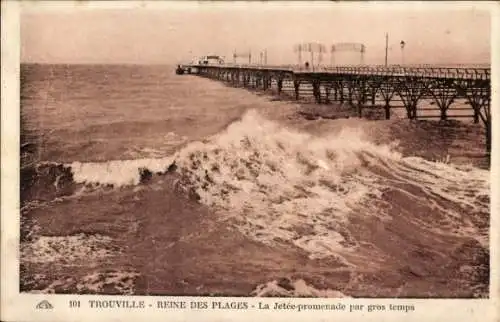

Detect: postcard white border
[2, 1, 499, 321]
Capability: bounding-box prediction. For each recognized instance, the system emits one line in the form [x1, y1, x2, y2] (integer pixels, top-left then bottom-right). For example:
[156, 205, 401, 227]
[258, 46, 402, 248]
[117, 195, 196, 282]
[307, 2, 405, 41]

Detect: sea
[20, 63, 490, 298]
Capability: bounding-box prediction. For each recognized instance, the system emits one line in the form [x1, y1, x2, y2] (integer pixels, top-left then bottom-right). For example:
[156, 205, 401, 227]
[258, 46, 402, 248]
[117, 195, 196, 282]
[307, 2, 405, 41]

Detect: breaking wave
[251, 278, 349, 297]
[21, 233, 119, 264]
[173, 110, 489, 259]
[22, 110, 489, 260]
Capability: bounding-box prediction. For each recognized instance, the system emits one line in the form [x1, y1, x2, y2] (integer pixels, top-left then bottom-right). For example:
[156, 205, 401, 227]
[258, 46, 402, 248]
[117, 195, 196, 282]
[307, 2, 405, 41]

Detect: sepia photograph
[15, 0, 492, 302]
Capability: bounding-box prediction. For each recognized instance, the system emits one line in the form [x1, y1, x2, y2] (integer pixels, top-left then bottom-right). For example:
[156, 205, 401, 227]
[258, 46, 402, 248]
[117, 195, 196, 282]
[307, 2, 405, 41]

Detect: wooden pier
[184, 64, 491, 152]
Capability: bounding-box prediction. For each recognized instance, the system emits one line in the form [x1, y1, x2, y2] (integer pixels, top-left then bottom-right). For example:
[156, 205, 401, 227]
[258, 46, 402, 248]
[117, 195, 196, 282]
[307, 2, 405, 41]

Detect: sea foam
[63, 109, 489, 259]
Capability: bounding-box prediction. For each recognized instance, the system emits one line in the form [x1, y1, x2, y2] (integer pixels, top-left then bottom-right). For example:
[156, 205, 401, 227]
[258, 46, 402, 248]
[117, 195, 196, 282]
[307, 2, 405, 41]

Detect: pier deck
[184, 64, 491, 151]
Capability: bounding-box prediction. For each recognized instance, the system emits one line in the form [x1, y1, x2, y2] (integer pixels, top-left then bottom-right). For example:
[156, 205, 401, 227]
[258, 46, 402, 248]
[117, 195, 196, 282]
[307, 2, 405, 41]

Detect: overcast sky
[21, 2, 491, 65]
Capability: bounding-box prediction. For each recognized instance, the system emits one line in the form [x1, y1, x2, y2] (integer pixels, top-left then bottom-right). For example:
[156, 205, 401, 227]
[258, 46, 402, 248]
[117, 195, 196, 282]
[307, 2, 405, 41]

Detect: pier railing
[188, 64, 490, 80]
[185, 63, 491, 152]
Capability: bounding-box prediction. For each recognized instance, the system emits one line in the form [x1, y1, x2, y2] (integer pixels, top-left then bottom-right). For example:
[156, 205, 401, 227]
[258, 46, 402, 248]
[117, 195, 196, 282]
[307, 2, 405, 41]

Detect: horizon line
[20, 61, 492, 67]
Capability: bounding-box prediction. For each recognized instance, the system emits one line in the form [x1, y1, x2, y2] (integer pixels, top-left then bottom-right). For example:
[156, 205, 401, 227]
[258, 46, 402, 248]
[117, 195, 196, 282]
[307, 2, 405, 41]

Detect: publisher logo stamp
[35, 300, 53, 310]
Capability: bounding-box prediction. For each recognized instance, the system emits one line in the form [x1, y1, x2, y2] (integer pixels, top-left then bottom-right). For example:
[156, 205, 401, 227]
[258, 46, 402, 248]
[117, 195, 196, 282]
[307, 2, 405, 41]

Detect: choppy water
[20, 64, 489, 298]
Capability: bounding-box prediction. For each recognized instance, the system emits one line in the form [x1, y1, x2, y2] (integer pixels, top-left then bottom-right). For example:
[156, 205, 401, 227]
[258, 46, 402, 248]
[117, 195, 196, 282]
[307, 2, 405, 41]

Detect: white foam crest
[27, 271, 140, 295]
[70, 157, 175, 186]
[406, 158, 488, 241]
[368, 154, 489, 244]
[77, 271, 140, 294]
[251, 279, 348, 298]
[402, 157, 489, 208]
[21, 234, 117, 264]
[175, 110, 402, 258]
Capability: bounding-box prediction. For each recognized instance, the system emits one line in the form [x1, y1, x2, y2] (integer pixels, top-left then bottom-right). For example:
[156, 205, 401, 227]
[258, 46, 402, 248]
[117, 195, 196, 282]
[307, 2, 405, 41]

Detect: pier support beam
[312, 80, 321, 104]
[333, 79, 345, 103]
[234, 70, 240, 86]
[293, 80, 301, 100]
[459, 81, 491, 152]
[474, 108, 480, 123]
[370, 87, 377, 106]
[346, 81, 354, 105]
[396, 78, 429, 120]
[187, 65, 490, 153]
[324, 84, 331, 104]
[486, 116, 491, 153]
[263, 75, 270, 91]
[256, 75, 262, 89]
[266, 76, 272, 91]
[277, 78, 283, 96]
[385, 104, 391, 120]
[429, 80, 457, 121]
[352, 78, 370, 118]
[377, 80, 397, 120]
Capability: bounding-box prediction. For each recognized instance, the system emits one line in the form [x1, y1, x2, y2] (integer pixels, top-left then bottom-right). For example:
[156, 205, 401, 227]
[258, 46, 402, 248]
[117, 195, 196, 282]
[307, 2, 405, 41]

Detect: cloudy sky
[21, 2, 491, 65]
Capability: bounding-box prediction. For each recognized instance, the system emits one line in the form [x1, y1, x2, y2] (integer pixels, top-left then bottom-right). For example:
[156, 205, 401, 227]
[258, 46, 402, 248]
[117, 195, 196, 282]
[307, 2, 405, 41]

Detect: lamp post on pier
[400, 40, 406, 65]
[384, 33, 388, 66]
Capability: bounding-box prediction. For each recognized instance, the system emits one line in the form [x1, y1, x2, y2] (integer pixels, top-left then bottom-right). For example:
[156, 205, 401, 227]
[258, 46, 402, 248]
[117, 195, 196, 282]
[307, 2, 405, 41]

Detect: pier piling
[185, 64, 491, 152]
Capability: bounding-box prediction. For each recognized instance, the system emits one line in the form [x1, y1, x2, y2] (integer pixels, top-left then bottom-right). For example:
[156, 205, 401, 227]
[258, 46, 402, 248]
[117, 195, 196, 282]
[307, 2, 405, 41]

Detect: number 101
[69, 300, 80, 308]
